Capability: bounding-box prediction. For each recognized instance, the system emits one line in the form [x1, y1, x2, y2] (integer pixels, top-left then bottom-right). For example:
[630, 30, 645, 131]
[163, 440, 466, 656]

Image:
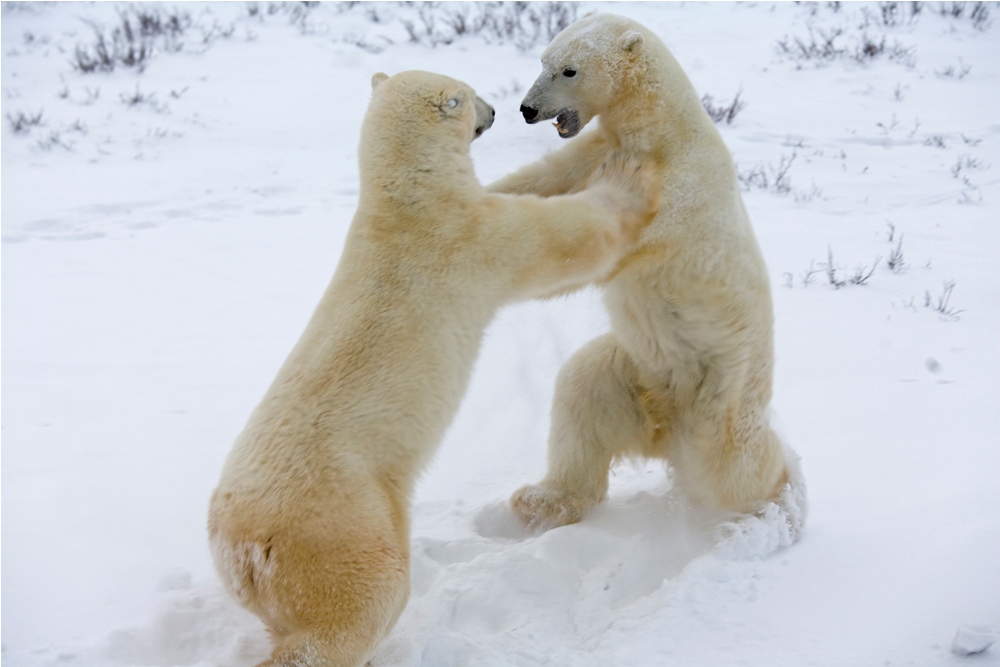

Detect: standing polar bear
[490, 14, 806, 533]
[208, 70, 659, 667]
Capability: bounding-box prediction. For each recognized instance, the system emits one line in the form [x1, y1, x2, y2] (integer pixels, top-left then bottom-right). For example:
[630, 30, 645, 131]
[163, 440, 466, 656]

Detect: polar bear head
[369, 70, 495, 144]
[519, 14, 652, 138]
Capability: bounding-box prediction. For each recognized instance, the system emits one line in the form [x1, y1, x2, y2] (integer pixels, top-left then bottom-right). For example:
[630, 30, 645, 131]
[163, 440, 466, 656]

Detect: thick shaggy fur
[489, 14, 806, 532]
[208, 70, 659, 667]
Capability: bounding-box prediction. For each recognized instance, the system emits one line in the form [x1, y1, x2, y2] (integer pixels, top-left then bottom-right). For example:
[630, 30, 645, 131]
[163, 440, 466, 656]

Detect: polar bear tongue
[553, 109, 581, 138]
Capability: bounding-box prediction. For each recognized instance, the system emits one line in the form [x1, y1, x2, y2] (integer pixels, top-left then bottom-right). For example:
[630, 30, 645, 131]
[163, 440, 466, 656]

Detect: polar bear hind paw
[509, 484, 598, 530]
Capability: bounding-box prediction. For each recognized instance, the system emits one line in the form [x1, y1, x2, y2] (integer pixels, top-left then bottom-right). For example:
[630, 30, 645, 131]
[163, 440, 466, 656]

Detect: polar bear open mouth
[553, 109, 581, 138]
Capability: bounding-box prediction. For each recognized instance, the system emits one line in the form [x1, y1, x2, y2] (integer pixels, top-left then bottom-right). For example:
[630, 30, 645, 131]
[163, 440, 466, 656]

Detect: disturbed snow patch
[94, 458, 807, 667]
[715, 445, 808, 560]
[373, 457, 808, 665]
[100, 585, 269, 667]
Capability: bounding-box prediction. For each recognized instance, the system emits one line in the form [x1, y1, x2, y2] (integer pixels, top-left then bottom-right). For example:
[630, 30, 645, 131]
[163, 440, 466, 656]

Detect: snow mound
[369, 459, 807, 665]
[952, 625, 999, 656]
[100, 588, 269, 667]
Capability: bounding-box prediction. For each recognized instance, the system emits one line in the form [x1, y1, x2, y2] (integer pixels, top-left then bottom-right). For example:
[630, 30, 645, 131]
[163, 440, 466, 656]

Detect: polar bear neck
[604, 43, 715, 164]
[357, 117, 479, 214]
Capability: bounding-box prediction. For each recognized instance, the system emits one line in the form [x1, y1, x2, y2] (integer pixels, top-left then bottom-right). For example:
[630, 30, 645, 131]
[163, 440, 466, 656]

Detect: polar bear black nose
[520, 105, 538, 122]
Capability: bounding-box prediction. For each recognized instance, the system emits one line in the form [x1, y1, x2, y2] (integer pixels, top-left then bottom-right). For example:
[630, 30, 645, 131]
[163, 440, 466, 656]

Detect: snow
[2, 2, 999, 666]
[953, 626, 1000, 656]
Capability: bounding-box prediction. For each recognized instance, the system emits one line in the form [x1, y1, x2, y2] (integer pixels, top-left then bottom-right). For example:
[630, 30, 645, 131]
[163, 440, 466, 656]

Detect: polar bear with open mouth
[489, 14, 807, 536]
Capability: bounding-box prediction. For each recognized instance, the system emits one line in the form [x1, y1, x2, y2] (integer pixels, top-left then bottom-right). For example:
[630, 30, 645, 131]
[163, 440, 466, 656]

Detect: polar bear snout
[474, 96, 495, 139]
[519, 102, 580, 137]
[519, 84, 582, 138]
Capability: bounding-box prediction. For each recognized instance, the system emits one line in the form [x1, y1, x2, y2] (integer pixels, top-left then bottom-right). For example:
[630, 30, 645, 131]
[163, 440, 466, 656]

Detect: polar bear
[207, 70, 659, 667]
[489, 14, 806, 534]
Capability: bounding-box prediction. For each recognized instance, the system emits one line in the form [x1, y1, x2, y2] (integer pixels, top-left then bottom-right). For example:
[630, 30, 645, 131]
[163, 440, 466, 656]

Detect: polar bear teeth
[553, 109, 580, 138]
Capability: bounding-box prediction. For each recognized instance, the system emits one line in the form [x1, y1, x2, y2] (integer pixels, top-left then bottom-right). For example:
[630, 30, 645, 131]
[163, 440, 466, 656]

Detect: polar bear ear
[371, 72, 389, 91]
[621, 30, 644, 52]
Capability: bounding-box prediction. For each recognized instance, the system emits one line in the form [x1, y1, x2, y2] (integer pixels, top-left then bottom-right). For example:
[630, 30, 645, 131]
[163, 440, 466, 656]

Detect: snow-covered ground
[3, 2, 999, 665]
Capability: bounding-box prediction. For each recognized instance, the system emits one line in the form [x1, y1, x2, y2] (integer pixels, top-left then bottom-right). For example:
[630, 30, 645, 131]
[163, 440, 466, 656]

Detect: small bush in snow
[776, 4, 918, 68]
[937, 1, 993, 30]
[793, 182, 824, 203]
[399, 2, 577, 50]
[737, 164, 768, 191]
[823, 247, 847, 289]
[887, 236, 907, 273]
[950, 154, 985, 178]
[119, 85, 168, 113]
[36, 130, 72, 151]
[701, 89, 747, 125]
[925, 280, 963, 319]
[820, 247, 881, 289]
[487, 79, 525, 101]
[798, 1, 993, 33]
[6, 109, 44, 134]
[848, 256, 881, 285]
[958, 187, 984, 205]
[924, 134, 947, 149]
[72, 7, 193, 74]
[936, 59, 973, 79]
[72, 31, 115, 73]
[864, 1, 922, 27]
[855, 33, 915, 64]
[737, 153, 797, 195]
[800, 261, 821, 288]
[259, 2, 321, 35]
[776, 26, 847, 62]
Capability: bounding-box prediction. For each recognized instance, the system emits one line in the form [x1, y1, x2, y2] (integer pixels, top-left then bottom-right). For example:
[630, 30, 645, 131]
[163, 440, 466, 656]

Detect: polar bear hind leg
[510, 333, 669, 529]
[672, 405, 790, 514]
[510, 338, 795, 531]
[210, 483, 409, 667]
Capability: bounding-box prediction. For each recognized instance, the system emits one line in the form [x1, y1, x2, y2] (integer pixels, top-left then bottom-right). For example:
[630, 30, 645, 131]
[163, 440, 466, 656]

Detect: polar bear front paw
[509, 484, 597, 530]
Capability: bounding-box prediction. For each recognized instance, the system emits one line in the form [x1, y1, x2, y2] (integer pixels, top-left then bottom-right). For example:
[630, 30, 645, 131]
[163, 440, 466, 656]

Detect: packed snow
[2, 2, 999, 666]
[952, 625, 1000, 656]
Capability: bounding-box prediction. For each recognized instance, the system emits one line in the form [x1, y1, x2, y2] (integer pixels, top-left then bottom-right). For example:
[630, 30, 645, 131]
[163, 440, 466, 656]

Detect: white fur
[489, 14, 807, 533]
[208, 70, 659, 667]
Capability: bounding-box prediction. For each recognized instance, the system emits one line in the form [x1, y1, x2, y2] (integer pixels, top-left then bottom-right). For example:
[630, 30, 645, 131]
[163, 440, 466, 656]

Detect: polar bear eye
[563, 69, 577, 77]
[446, 98, 459, 108]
